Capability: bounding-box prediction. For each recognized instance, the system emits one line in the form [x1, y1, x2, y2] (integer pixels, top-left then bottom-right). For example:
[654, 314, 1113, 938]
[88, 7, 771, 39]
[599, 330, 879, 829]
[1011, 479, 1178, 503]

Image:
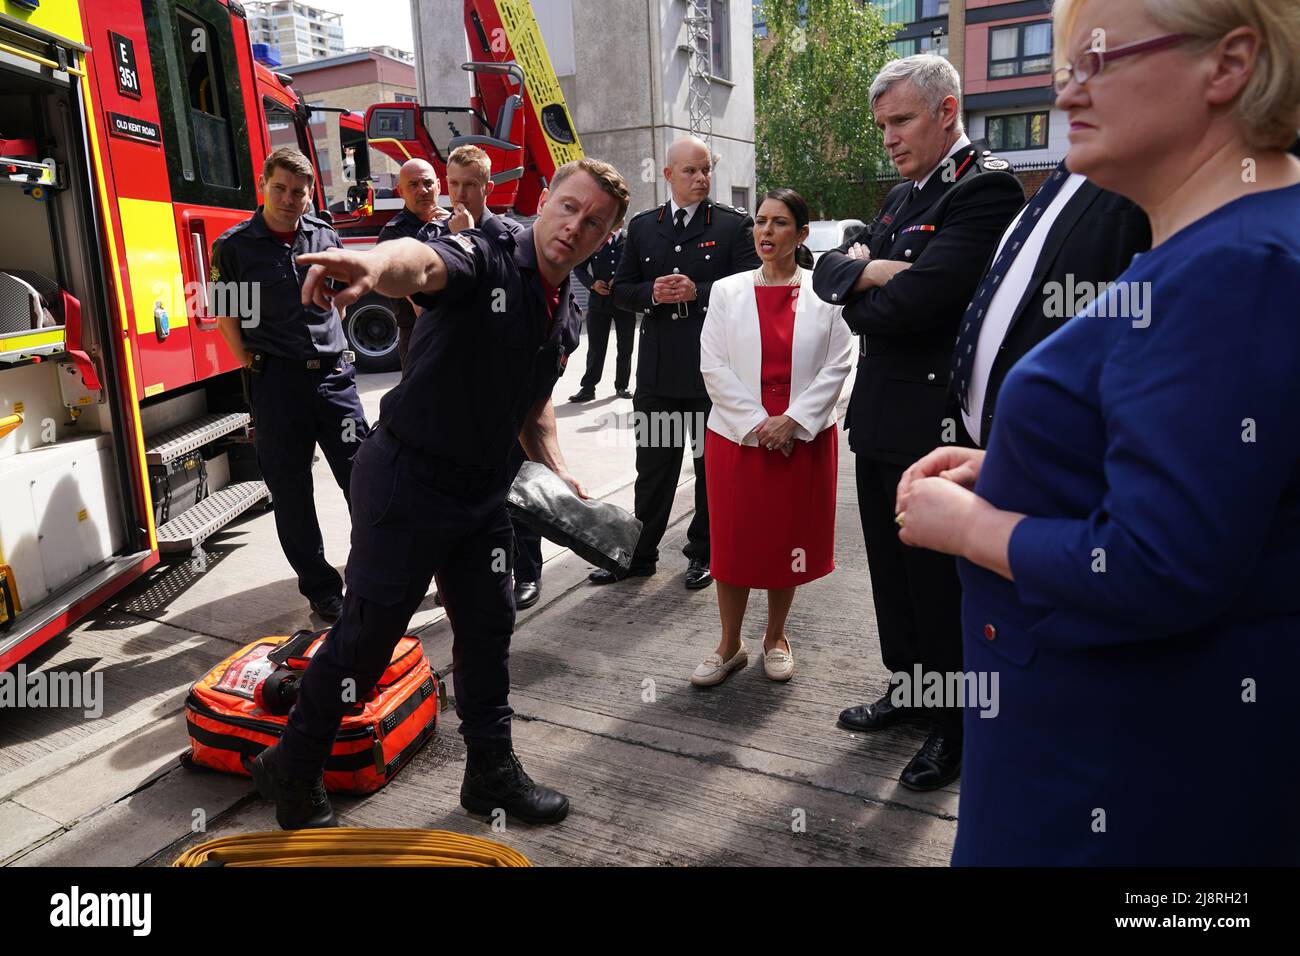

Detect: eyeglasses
[1053, 33, 1192, 93]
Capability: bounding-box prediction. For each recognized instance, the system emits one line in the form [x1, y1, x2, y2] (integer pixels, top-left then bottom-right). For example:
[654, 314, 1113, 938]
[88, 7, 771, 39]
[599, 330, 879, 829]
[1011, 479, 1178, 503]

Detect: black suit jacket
[812, 145, 1025, 465]
[613, 198, 760, 399]
[575, 231, 627, 317]
[964, 180, 1151, 445]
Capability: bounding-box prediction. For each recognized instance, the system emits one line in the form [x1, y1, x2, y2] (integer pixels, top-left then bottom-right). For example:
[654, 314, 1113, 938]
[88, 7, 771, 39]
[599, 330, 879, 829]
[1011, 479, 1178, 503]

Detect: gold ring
[894, 511, 906, 528]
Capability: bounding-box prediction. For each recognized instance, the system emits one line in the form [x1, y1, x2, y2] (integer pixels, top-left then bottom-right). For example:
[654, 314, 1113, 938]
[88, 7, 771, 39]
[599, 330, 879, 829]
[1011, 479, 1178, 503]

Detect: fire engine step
[145, 412, 250, 465]
[156, 481, 269, 552]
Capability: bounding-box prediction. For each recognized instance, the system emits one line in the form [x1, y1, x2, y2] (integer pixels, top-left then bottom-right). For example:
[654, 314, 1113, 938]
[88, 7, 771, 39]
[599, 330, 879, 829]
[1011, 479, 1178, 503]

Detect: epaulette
[301, 211, 338, 232]
[978, 149, 1012, 172]
[712, 201, 749, 217]
[635, 203, 667, 223]
[216, 216, 254, 242]
[479, 212, 518, 249]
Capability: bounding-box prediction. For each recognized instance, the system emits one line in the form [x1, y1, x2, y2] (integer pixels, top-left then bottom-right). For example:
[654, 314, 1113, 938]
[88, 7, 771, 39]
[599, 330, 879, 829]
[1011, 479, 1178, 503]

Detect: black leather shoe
[309, 595, 343, 622]
[616, 388, 633, 399]
[461, 746, 569, 824]
[568, 387, 596, 403]
[588, 565, 655, 585]
[249, 744, 338, 830]
[899, 733, 962, 791]
[684, 559, 713, 590]
[513, 579, 541, 609]
[838, 693, 914, 732]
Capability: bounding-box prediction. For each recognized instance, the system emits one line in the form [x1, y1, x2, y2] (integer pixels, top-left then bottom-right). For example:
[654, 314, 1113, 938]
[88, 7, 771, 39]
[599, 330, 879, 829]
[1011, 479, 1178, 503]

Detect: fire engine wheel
[343, 294, 401, 373]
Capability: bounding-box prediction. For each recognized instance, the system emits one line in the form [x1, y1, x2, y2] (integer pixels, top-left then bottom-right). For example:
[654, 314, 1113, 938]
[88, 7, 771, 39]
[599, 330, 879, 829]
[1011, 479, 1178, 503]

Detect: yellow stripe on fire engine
[117, 197, 189, 335]
[493, 0, 584, 169]
[79, 70, 158, 549]
[0, 0, 86, 47]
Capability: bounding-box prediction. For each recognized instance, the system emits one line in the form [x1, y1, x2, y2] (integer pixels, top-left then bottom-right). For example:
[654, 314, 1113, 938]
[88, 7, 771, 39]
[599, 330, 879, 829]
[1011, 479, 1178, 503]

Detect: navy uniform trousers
[579, 308, 635, 392]
[278, 426, 516, 778]
[249, 355, 369, 604]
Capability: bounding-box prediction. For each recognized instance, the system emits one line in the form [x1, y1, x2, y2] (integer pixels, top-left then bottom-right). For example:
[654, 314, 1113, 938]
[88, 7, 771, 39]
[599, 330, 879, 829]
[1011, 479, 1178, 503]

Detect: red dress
[706, 285, 838, 588]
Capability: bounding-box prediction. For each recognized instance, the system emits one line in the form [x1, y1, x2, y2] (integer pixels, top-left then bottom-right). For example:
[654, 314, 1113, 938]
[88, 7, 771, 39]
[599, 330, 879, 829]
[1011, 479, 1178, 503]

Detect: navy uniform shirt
[376, 206, 449, 245]
[211, 208, 347, 359]
[376, 207, 449, 329]
[379, 214, 578, 480]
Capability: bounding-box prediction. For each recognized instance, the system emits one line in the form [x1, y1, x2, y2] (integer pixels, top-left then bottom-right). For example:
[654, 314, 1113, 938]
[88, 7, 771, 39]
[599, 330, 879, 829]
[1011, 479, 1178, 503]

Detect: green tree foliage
[755, 0, 897, 219]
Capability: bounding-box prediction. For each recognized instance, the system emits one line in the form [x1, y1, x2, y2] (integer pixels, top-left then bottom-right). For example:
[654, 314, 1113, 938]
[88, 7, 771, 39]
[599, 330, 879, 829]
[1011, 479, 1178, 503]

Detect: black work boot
[460, 744, 570, 825]
[249, 743, 339, 830]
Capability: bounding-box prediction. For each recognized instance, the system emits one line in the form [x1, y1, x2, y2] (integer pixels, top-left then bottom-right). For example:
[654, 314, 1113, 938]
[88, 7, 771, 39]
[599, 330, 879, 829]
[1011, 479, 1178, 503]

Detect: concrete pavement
[0, 324, 957, 868]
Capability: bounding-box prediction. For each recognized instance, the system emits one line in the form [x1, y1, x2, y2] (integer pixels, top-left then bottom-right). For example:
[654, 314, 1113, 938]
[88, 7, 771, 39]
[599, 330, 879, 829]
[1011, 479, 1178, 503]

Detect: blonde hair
[1053, 0, 1300, 150]
[446, 144, 492, 184]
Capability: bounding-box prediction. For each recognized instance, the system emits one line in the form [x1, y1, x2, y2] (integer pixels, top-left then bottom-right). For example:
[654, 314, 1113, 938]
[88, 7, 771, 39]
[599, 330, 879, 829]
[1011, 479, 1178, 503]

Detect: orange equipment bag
[185, 629, 440, 794]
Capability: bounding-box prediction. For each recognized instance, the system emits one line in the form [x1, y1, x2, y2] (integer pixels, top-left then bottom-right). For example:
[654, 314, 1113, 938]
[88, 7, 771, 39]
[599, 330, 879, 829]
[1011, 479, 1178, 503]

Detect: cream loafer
[763, 643, 794, 681]
[690, 642, 748, 687]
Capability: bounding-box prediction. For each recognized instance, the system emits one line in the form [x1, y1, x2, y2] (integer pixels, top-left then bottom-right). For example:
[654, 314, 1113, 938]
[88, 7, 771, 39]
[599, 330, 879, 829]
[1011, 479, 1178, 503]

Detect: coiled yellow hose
[173, 828, 530, 867]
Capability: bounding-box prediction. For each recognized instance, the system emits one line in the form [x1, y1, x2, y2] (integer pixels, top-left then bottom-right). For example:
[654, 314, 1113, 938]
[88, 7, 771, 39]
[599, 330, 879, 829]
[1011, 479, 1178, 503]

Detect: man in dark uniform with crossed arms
[590, 135, 760, 590]
[813, 55, 1023, 791]
[249, 158, 630, 829]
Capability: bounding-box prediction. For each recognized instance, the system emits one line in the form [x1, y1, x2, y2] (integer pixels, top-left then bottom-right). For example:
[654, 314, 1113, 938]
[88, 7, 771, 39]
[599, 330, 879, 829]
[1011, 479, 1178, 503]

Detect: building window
[920, 0, 948, 17]
[889, 38, 917, 57]
[711, 0, 731, 80]
[989, 21, 1053, 78]
[874, 0, 916, 27]
[393, 92, 418, 103]
[731, 186, 749, 212]
[985, 111, 1050, 151]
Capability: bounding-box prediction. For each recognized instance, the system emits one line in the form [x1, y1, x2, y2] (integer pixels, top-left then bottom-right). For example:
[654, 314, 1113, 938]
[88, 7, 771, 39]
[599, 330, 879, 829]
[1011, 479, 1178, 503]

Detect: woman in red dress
[692, 189, 855, 686]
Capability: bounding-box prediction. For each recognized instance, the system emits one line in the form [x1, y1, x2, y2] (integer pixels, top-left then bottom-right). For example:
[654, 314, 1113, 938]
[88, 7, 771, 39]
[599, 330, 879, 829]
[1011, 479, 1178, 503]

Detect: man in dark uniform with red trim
[592, 136, 761, 591]
[812, 55, 1023, 791]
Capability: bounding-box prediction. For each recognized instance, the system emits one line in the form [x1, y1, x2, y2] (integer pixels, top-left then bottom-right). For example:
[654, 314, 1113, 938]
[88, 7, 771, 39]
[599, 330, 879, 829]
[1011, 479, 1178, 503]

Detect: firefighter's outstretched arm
[298, 238, 448, 311]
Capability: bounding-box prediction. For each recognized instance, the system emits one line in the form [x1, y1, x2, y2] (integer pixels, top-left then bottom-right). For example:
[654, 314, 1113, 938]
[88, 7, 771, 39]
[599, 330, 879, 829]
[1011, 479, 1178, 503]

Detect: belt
[257, 350, 355, 370]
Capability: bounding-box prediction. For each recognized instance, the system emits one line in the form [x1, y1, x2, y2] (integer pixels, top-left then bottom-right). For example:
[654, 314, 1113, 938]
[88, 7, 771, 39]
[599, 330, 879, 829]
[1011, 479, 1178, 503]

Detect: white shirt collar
[669, 198, 702, 226]
[915, 134, 973, 192]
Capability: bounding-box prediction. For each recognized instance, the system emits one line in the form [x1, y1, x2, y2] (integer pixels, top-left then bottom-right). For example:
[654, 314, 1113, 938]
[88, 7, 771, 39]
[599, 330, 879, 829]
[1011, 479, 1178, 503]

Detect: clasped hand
[755, 414, 796, 457]
[653, 274, 697, 304]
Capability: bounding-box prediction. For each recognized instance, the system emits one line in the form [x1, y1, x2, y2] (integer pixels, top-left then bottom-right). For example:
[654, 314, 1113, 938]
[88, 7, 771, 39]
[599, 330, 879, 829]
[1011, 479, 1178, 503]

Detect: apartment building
[247, 1, 347, 67]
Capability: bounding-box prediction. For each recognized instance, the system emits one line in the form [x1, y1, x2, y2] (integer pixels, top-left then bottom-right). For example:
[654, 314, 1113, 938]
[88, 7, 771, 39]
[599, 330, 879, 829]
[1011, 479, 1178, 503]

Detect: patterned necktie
[949, 161, 1072, 413]
[674, 208, 687, 234]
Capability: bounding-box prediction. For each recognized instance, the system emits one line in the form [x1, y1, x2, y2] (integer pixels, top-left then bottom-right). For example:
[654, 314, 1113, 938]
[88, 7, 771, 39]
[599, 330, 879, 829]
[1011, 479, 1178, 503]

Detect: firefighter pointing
[249, 158, 631, 829]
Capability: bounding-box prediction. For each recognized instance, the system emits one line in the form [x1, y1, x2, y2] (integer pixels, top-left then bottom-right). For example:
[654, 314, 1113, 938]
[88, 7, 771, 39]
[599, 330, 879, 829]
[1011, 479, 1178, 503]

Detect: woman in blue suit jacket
[894, 0, 1300, 865]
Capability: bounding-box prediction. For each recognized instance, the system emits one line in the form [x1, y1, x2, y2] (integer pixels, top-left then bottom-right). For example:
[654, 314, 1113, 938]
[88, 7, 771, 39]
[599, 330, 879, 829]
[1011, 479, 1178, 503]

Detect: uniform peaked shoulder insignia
[715, 202, 747, 216]
[633, 204, 664, 223]
[983, 156, 1011, 171]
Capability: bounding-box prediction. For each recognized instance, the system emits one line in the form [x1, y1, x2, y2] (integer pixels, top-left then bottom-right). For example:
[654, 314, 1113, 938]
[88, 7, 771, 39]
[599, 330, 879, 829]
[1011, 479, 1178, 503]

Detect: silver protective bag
[505, 461, 643, 573]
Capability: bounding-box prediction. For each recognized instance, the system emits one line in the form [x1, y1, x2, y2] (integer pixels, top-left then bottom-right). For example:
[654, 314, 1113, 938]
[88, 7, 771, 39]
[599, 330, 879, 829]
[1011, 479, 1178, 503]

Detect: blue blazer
[954, 182, 1300, 866]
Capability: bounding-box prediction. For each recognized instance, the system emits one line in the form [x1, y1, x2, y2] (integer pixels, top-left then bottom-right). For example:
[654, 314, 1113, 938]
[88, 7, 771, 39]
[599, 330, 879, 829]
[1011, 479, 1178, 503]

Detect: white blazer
[700, 268, 855, 446]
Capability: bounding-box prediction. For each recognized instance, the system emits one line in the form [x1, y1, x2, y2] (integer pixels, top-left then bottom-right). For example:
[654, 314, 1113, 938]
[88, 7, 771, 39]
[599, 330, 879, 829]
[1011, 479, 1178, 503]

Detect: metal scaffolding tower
[682, 0, 713, 149]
